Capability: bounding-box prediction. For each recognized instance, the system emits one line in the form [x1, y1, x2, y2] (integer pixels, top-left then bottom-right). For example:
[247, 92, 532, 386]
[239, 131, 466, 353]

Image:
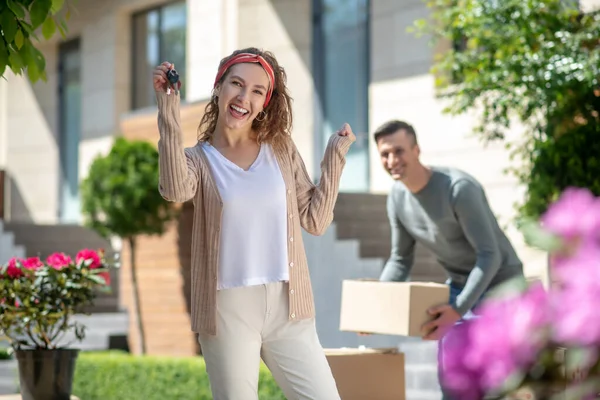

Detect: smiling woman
[151, 47, 356, 399]
[197, 49, 292, 147]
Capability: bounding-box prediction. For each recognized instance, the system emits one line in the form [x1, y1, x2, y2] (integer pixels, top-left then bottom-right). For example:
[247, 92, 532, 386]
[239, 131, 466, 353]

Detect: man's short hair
[373, 120, 418, 146]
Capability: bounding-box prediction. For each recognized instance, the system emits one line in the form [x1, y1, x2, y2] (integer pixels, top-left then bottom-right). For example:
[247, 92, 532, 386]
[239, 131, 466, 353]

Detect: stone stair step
[334, 221, 391, 239]
[405, 390, 443, 400]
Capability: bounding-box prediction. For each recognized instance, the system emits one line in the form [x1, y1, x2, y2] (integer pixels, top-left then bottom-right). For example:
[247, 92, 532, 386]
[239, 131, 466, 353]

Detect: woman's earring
[256, 111, 267, 121]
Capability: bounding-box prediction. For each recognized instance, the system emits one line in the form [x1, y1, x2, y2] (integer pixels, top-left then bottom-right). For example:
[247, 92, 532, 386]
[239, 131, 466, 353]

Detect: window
[313, 0, 370, 192]
[58, 39, 82, 223]
[132, 1, 187, 110]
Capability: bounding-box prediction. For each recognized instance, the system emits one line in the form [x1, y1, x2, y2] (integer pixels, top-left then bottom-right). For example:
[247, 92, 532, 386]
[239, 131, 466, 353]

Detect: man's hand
[420, 304, 461, 341]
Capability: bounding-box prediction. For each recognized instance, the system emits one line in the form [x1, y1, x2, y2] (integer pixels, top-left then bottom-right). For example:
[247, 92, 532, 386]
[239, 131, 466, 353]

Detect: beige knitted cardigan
[155, 91, 353, 335]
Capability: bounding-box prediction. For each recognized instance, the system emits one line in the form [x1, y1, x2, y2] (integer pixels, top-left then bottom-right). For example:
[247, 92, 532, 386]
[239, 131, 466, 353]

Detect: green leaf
[29, 45, 46, 75]
[0, 37, 9, 77]
[30, 0, 52, 30]
[41, 16, 56, 40]
[0, 11, 18, 44]
[51, 0, 65, 14]
[6, 0, 25, 19]
[8, 46, 23, 74]
[14, 29, 24, 49]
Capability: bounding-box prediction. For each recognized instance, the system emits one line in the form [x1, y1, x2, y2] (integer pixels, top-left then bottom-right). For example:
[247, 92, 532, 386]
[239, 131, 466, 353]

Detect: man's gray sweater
[379, 167, 524, 315]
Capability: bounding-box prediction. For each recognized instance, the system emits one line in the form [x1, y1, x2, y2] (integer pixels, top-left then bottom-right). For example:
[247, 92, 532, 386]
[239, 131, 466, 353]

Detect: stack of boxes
[326, 280, 450, 399]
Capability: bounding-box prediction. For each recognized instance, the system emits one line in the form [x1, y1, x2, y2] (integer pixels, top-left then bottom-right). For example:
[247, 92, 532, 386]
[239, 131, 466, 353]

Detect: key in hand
[166, 68, 180, 95]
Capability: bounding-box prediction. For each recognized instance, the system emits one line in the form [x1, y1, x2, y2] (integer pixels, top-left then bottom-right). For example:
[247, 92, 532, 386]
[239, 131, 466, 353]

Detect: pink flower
[452, 283, 551, 391]
[4, 258, 24, 279]
[46, 252, 72, 270]
[76, 249, 102, 269]
[22, 257, 43, 270]
[552, 285, 600, 346]
[541, 187, 600, 240]
[439, 322, 485, 400]
[550, 240, 600, 290]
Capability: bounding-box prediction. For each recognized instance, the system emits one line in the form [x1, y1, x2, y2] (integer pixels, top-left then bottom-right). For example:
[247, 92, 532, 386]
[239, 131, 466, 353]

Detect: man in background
[373, 120, 525, 398]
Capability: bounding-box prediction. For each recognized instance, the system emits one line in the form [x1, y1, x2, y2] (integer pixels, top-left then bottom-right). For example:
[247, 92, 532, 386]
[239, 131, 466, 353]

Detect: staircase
[327, 193, 445, 400]
[333, 193, 446, 283]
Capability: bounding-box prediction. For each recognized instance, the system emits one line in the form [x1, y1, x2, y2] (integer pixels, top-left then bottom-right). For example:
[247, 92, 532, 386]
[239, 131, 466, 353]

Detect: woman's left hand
[336, 123, 356, 142]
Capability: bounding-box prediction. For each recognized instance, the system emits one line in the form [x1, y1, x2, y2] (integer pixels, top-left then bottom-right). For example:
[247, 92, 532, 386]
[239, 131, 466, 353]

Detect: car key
[166, 68, 179, 95]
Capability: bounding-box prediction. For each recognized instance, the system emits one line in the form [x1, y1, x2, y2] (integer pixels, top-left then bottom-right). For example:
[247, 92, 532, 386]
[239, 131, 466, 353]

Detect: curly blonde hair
[197, 48, 293, 145]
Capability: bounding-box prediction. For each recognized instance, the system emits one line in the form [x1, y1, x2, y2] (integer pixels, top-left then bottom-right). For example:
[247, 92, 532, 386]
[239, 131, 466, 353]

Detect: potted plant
[0, 249, 114, 400]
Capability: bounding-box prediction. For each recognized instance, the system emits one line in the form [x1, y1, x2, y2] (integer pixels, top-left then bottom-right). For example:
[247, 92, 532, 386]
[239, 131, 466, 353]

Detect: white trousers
[198, 282, 340, 400]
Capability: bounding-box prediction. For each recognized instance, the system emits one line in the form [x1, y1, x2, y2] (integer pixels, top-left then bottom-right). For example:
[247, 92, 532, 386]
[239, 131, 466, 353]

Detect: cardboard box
[325, 348, 405, 400]
[339, 280, 450, 337]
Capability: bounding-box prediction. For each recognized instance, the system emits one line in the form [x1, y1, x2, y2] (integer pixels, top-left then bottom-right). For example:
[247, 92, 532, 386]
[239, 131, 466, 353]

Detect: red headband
[213, 53, 275, 108]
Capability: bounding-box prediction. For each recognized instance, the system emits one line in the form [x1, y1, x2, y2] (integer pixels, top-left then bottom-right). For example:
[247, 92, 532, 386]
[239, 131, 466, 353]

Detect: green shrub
[73, 351, 285, 400]
[0, 347, 12, 360]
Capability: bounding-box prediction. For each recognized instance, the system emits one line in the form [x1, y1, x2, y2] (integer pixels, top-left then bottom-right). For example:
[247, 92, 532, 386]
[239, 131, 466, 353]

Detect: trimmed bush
[73, 351, 285, 400]
[0, 347, 12, 360]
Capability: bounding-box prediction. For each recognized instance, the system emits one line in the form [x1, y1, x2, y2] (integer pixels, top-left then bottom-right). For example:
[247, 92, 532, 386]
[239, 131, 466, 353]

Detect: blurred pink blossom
[442, 283, 551, 392]
[439, 322, 485, 400]
[4, 258, 24, 279]
[22, 257, 43, 270]
[76, 249, 102, 269]
[46, 253, 72, 270]
[467, 283, 550, 389]
[552, 284, 600, 347]
[550, 240, 600, 290]
[541, 187, 600, 240]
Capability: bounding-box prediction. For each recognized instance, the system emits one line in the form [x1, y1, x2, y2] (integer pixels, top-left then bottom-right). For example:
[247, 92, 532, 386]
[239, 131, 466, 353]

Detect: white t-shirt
[202, 142, 289, 290]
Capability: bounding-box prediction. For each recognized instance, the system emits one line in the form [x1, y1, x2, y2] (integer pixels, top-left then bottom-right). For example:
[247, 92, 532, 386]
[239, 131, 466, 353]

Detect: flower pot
[15, 349, 79, 400]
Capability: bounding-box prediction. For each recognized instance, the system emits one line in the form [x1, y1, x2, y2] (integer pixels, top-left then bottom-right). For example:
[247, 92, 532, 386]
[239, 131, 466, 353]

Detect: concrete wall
[6, 67, 60, 222]
[237, 0, 315, 176]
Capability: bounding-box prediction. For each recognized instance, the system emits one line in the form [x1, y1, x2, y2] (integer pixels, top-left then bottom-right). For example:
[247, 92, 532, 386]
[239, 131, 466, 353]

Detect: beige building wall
[368, 0, 549, 283]
[6, 67, 60, 223]
[237, 0, 315, 175]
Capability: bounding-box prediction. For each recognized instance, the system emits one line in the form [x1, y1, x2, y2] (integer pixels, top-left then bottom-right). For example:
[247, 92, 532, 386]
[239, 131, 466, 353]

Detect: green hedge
[73, 351, 285, 400]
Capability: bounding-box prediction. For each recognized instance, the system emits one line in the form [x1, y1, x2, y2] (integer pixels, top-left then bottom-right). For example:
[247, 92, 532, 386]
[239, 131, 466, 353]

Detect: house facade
[3, 0, 579, 278]
[4, 0, 599, 356]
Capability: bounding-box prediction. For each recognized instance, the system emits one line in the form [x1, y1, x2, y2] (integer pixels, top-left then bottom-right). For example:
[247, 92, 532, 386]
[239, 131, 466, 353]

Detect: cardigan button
[289, 262, 294, 267]
[290, 313, 296, 319]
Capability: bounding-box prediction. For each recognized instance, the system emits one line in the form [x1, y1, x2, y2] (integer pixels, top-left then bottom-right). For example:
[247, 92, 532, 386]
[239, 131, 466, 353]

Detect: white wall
[237, 0, 315, 176]
[6, 66, 60, 223]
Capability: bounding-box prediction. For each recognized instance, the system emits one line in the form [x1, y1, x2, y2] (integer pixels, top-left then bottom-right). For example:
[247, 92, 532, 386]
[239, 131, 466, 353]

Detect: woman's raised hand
[336, 123, 356, 142]
[153, 61, 182, 93]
